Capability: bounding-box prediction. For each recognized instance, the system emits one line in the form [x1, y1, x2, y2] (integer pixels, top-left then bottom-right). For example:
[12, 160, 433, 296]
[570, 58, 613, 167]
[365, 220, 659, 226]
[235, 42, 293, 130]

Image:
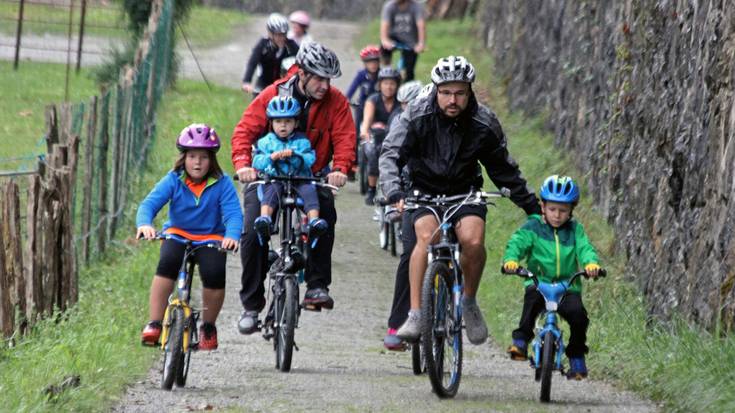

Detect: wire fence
[0, 0, 175, 340]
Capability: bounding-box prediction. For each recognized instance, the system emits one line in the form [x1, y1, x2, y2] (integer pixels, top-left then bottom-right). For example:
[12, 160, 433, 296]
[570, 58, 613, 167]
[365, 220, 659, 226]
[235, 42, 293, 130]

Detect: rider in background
[360, 67, 401, 205]
[502, 175, 601, 380]
[379, 0, 426, 81]
[288, 10, 313, 46]
[252, 96, 328, 246]
[232, 42, 354, 334]
[346, 45, 381, 177]
[379, 56, 541, 346]
[137, 124, 242, 351]
[241, 13, 299, 96]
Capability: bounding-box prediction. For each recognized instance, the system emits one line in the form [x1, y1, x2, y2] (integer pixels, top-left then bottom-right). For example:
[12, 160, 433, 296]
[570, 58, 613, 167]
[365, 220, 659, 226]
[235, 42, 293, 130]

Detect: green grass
[0, 78, 248, 411]
[0, 61, 99, 171]
[0, 2, 244, 47]
[359, 18, 735, 412]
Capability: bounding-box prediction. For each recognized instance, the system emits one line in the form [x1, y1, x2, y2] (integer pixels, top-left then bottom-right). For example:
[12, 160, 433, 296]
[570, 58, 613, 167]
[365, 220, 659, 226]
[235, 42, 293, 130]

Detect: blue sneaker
[307, 218, 328, 248]
[507, 338, 528, 361]
[254, 216, 272, 246]
[566, 357, 588, 380]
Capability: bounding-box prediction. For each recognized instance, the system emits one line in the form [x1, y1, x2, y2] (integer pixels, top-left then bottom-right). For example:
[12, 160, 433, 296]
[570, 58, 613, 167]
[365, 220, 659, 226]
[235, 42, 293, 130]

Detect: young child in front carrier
[136, 124, 243, 351]
[252, 95, 328, 246]
[502, 175, 602, 380]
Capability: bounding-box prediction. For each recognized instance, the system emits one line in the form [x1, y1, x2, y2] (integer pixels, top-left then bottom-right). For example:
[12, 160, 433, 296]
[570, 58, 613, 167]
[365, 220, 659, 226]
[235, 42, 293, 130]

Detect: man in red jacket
[232, 42, 356, 334]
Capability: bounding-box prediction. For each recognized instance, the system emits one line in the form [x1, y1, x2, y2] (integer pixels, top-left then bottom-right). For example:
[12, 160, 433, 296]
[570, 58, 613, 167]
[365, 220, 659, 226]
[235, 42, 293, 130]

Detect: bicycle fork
[532, 313, 565, 372]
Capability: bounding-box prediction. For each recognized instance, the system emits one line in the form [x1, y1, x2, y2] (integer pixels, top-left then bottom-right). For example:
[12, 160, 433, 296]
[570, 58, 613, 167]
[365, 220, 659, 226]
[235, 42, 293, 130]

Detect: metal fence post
[76, 0, 87, 72]
[13, 0, 25, 70]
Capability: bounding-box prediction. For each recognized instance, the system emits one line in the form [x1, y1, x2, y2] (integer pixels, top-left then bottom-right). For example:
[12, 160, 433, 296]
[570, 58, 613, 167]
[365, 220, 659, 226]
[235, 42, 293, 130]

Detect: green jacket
[502, 214, 599, 293]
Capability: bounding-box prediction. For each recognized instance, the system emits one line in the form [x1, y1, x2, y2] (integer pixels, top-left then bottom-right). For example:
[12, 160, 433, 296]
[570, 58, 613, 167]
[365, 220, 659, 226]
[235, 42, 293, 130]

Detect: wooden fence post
[0, 183, 14, 337]
[109, 85, 123, 238]
[2, 181, 27, 334]
[80, 96, 97, 264]
[25, 174, 41, 325]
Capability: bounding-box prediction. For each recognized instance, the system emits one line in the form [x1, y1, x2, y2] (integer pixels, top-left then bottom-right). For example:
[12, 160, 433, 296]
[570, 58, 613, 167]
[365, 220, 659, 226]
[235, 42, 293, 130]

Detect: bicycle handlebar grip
[598, 268, 607, 278]
[500, 187, 511, 197]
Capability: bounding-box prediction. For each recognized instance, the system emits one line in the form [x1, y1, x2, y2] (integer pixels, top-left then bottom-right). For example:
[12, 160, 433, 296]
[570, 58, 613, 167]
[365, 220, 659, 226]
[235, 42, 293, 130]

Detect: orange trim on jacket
[164, 227, 224, 241]
[231, 64, 356, 174]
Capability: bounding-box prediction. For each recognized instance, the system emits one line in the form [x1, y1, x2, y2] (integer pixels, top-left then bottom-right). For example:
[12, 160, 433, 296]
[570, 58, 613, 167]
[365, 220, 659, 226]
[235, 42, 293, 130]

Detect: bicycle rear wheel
[411, 342, 425, 375]
[275, 277, 298, 372]
[358, 148, 368, 195]
[539, 330, 555, 402]
[421, 261, 462, 398]
[161, 307, 185, 390]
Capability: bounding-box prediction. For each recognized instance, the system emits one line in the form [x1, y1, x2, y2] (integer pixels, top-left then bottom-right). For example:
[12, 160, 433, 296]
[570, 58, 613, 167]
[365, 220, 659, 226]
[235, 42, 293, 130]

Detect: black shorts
[411, 203, 488, 224]
[155, 238, 227, 289]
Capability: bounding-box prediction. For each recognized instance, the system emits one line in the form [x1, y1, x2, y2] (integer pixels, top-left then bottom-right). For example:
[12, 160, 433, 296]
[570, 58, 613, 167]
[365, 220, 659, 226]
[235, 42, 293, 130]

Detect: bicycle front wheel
[421, 261, 462, 398]
[275, 277, 298, 372]
[540, 330, 555, 403]
[379, 220, 390, 250]
[161, 307, 185, 390]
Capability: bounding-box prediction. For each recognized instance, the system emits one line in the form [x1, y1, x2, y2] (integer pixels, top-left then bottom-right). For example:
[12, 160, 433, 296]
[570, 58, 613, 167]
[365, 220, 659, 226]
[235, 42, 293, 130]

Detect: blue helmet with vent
[539, 175, 580, 204]
[266, 96, 301, 119]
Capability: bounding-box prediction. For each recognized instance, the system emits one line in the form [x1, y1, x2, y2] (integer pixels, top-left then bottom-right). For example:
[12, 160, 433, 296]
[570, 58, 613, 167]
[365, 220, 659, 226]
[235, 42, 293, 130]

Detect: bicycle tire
[411, 342, 425, 375]
[276, 277, 298, 372]
[359, 149, 368, 195]
[540, 330, 555, 403]
[389, 221, 397, 257]
[175, 316, 195, 387]
[379, 220, 390, 250]
[161, 307, 185, 390]
[421, 261, 462, 398]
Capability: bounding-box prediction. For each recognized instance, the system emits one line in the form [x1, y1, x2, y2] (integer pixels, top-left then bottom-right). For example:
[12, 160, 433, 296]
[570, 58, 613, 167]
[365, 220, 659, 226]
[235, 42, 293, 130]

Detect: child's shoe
[307, 218, 328, 247]
[254, 216, 272, 246]
[507, 338, 528, 361]
[141, 321, 162, 346]
[383, 328, 405, 351]
[566, 357, 588, 380]
[197, 322, 218, 351]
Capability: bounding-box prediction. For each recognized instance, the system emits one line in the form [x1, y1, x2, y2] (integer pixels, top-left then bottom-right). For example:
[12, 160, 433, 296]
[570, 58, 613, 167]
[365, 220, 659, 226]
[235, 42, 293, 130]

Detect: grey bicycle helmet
[377, 66, 402, 82]
[296, 41, 342, 79]
[397, 80, 423, 103]
[430, 55, 476, 85]
[266, 13, 289, 34]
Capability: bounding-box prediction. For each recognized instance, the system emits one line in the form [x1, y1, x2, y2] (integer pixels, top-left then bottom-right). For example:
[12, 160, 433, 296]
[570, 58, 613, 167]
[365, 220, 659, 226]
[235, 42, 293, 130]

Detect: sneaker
[566, 357, 588, 380]
[141, 321, 162, 346]
[365, 187, 376, 206]
[463, 299, 488, 345]
[302, 287, 334, 310]
[198, 323, 218, 351]
[238, 310, 259, 335]
[396, 311, 422, 342]
[308, 218, 328, 241]
[383, 328, 405, 351]
[507, 339, 528, 361]
[253, 216, 272, 246]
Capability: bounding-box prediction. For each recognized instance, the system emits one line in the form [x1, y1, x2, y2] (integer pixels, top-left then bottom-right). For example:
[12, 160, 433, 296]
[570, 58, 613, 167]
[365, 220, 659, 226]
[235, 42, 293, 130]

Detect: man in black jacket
[241, 13, 299, 96]
[379, 56, 541, 346]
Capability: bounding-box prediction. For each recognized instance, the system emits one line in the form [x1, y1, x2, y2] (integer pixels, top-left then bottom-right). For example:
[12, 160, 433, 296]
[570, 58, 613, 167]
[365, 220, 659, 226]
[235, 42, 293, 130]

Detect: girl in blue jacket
[252, 96, 328, 245]
[136, 124, 243, 351]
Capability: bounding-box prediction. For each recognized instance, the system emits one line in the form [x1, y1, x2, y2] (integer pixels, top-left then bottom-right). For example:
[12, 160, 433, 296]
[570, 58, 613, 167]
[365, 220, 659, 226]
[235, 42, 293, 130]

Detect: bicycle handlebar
[251, 172, 339, 192]
[404, 188, 510, 207]
[138, 232, 236, 253]
[500, 266, 607, 285]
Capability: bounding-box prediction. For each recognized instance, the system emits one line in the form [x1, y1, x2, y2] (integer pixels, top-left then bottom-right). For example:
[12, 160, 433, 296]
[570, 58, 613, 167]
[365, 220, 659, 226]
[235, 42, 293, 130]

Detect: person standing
[379, 0, 426, 81]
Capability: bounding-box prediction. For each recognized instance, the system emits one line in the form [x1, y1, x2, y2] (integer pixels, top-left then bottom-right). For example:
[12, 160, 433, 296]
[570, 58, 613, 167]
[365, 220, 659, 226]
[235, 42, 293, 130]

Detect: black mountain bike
[252, 170, 337, 372]
[405, 188, 508, 398]
[152, 233, 226, 390]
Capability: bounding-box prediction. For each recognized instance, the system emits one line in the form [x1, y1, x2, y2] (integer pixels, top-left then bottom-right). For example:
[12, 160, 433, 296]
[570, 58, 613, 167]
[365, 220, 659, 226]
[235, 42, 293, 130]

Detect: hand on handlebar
[327, 171, 348, 187]
[584, 263, 601, 278]
[503, 260, 519, 273]
[221, 237, 239, 252]
[136, 225, 157, 240]
[236, 167, 257, 183]
[381, 39, 394, 50]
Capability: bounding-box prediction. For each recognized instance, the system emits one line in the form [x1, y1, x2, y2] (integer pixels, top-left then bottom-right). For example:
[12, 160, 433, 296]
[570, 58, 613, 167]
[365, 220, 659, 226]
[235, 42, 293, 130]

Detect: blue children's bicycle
[502, 266, 606, 402]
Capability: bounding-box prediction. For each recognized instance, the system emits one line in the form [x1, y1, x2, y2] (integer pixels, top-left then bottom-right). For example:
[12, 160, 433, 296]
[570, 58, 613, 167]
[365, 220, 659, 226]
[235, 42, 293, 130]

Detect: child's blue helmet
[539, 175, 580, 204]
[266, 96, 301, 119]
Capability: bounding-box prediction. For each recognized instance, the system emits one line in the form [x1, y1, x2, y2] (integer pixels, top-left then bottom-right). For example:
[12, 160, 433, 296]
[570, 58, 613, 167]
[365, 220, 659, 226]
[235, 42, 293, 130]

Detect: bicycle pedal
[302, 303, 322, 312]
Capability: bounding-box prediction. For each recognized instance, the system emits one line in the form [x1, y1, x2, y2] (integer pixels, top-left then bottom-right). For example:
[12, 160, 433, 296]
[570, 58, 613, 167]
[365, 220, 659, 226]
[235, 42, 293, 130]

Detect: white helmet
[296, 42, 342, 79]
[266, 13, 289, 34]
[430, 55, 476, 85]
[397, 80, 423, 103]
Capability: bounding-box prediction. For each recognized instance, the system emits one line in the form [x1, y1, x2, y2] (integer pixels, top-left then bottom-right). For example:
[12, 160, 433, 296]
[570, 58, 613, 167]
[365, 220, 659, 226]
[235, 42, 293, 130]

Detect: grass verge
[359, 17, 735, 412]
[0, 77, 248, 411]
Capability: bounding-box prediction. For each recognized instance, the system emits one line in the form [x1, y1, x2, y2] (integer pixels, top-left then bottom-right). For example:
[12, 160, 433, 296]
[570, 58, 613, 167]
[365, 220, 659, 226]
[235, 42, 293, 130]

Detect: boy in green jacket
[502, 175, 601, 380]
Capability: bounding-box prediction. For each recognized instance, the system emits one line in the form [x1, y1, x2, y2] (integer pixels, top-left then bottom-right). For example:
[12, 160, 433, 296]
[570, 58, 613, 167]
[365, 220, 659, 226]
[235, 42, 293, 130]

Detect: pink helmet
[176, 123, 220, 153]
[289, 10, 311, 28]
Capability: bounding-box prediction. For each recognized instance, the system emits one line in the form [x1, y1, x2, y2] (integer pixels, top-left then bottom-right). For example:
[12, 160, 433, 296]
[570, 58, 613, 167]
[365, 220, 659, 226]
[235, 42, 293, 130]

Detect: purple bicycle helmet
[176, 123, 220, 153]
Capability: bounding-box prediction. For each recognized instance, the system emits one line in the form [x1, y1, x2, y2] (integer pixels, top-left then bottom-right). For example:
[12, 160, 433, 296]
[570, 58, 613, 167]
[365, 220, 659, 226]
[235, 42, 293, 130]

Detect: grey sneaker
[396, 311, 422, 342]
[238, 310, 259, 335]
[463, 300, 488, 345]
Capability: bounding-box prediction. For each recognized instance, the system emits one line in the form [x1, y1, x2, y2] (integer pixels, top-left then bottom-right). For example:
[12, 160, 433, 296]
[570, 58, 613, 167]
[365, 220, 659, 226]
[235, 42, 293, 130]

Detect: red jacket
[231, 66, 356, 174]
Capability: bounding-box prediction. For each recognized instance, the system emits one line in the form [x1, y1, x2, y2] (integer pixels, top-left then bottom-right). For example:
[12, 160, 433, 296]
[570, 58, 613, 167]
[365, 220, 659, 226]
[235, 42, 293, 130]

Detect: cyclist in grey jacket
[379, 56, 541, 345]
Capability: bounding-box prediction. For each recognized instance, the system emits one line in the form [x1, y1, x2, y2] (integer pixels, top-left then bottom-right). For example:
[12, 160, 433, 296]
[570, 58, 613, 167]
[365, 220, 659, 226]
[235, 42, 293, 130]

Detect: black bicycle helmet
[296, 42, 342, 79]
[377, 66, 402, 82]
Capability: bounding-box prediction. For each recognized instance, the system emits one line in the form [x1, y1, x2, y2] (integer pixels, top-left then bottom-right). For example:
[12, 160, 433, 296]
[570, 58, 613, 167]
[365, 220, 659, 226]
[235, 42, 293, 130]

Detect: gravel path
[15, 15, 656, 413]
